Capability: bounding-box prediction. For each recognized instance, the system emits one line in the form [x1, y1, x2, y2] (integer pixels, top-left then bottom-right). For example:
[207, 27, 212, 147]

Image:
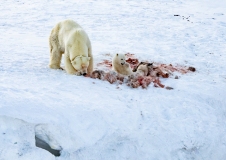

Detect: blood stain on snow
[91, 53, 195, 89]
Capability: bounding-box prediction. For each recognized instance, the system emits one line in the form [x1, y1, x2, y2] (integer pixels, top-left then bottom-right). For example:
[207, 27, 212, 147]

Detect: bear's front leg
[87, 58, 93, 76]
[49, 47, 62, 69]
[87, 46, 93, 76]
[64, 55, 77, 75]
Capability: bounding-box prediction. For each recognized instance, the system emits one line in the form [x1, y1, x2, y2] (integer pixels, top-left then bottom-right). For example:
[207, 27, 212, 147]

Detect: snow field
[0, 0, 226, 159]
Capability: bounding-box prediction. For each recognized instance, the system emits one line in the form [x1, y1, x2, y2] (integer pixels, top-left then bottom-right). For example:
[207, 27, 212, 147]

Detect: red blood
[93, 54, 195, 89]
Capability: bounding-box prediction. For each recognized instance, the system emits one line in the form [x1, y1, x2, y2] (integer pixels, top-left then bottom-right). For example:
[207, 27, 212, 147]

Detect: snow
[0, 0, 226, 159]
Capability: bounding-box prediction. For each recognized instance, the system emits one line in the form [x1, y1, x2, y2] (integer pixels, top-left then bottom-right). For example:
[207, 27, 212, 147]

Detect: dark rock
[35, 136, 61, 157]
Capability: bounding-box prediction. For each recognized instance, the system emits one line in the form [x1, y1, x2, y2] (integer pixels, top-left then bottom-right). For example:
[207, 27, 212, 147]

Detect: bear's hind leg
[49, 27, 62, 69]
[49, 49, 62, 69]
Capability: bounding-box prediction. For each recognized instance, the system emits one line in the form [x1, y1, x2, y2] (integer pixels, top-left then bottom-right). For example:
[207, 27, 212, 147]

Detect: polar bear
[49, 20, 93, 75]
[112, 53, 133, 76]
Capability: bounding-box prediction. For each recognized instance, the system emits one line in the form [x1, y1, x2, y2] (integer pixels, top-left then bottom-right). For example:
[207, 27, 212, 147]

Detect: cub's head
[71, 56, 91, 76]
[115, 53, 126, 65]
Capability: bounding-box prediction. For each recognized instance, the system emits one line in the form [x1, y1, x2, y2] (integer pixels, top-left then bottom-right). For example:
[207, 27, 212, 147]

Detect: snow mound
[0, 116, 55, 159]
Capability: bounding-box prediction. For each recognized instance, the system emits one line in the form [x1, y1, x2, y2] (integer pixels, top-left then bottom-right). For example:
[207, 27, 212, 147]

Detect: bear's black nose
[83, 73, 87, 76]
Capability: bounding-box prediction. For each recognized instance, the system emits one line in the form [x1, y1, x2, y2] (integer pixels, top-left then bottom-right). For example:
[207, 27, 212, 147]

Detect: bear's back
[58, 20, 88, 48]
[60, 20, 82, 31]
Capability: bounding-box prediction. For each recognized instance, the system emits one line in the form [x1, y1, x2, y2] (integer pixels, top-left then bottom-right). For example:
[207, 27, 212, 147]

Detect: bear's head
[116, 53, 126, 65]
[71, 56, 91, 76]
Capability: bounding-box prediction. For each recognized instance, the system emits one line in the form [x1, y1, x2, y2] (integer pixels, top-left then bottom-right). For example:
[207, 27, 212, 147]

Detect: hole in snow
[35, 136, 61, 157]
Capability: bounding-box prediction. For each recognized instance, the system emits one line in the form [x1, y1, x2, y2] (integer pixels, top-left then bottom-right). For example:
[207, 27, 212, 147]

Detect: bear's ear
[147, 63, 153, 66]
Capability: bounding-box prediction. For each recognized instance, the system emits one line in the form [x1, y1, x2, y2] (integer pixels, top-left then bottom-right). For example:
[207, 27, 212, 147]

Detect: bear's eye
[121, 59, 123, 60]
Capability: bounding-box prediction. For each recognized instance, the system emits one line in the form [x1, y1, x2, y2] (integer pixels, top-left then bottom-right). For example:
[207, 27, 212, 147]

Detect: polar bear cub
[49, 20, 93, 75]
[112, 53, 133, 76]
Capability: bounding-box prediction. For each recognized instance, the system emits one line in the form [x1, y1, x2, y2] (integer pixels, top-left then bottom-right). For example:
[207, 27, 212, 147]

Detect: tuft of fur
[133, 62, 153, 74]
[134, 62, 153, 76]
[91, 70, 105, 79]
[91, 70, 122, 84]
[104, 71, 118, 84]
[127, 75, 153, 89]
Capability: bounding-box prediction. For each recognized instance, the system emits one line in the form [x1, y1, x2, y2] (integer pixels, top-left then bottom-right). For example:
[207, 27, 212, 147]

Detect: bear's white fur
[112, 53, 133, 76]
[49, 20, 93, 75]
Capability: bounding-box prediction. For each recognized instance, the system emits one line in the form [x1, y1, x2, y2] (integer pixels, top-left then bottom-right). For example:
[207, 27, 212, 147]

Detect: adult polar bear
[49, 20, 93, 75]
